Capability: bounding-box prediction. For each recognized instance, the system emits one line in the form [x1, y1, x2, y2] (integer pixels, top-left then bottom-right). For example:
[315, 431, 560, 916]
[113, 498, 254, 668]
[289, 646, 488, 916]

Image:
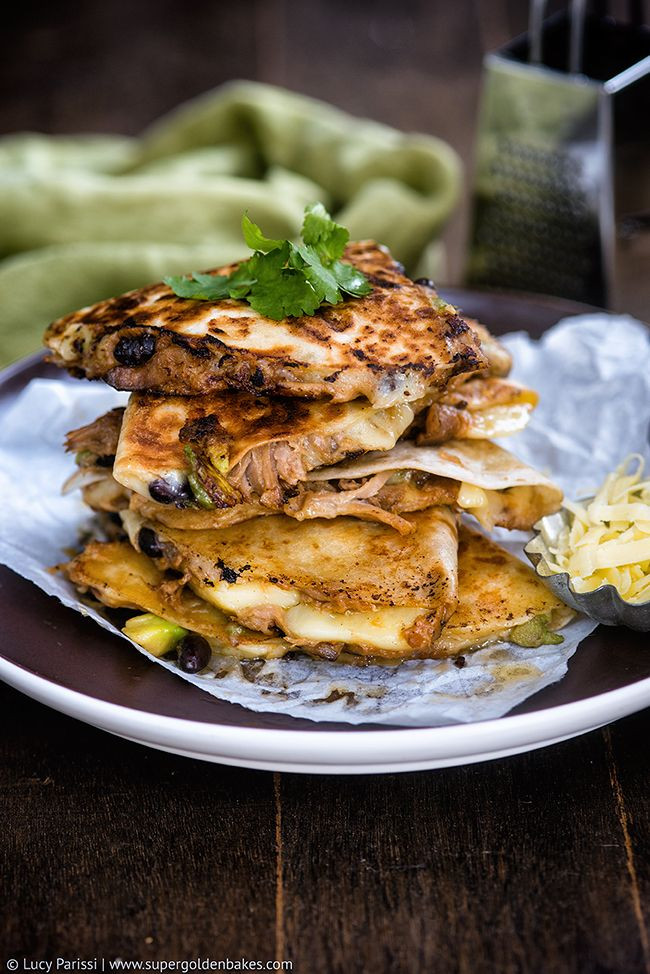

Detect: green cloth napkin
[0, 81, 461, 366]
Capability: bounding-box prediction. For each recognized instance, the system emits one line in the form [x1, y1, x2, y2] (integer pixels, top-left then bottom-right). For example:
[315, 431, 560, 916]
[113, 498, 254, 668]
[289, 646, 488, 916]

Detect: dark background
[0, 0, 545, 283]
[1, 2, 649, 972]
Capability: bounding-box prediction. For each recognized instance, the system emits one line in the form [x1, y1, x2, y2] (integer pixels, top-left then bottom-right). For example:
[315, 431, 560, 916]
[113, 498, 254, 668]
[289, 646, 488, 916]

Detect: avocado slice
[123, 613, 187, 656]
[509, 614, 564, 648]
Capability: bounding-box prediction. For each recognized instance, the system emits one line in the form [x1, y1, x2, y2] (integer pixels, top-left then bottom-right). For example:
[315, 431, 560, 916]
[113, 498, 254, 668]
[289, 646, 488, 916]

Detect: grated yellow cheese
[545, 455, 650, 603]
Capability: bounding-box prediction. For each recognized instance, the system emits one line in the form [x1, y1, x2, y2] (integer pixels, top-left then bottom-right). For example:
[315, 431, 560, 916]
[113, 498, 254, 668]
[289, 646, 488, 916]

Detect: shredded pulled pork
[65, 407, 124, 458]
[418, 403, 471, 443]
[283, 473, 458, 535]
[223, 433, 362, 507]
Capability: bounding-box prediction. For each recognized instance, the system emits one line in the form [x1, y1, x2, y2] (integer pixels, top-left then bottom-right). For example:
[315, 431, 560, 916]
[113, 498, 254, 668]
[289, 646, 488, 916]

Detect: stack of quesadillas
[45, 228, 572, 671]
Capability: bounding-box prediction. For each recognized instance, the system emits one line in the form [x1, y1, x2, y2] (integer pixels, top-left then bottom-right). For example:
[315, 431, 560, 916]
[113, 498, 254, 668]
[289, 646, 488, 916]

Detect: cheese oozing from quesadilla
[418, 377, 538, 444]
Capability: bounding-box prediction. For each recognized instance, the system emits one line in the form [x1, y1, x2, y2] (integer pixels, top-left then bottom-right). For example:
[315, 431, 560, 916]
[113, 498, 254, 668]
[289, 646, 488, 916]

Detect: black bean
[114, 332, 157, 367]
[177, 633, 211, 673]
[148, 478, 191, 505]
[137, 527, 163, 559]
[414, 277, 436, 288]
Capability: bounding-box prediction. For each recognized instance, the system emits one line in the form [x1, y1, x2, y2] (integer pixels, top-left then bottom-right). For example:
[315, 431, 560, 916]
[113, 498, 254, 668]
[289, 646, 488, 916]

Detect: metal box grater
[466, 8, 650, 317]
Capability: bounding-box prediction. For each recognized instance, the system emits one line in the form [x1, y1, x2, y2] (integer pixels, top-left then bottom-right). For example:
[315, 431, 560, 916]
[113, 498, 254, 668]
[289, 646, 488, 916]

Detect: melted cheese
[467, 403, 534, 438]
[195, 578, 421, 651]
[284, 603, 421, 652]
[198, 579, 300, 612]
[456, 482, 488, 510]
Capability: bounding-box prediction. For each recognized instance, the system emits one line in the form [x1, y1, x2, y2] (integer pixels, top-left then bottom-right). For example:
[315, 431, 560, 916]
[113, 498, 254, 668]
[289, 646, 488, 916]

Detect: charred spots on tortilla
[216, 558, 251, 584]
[351, 349, 367, 361]
[179, 413, 227, 445]
[444, 315, 469, 339]
[111, 296, 141, 315]
[114, 332, 157, 367]
[365, 274, 402, 289]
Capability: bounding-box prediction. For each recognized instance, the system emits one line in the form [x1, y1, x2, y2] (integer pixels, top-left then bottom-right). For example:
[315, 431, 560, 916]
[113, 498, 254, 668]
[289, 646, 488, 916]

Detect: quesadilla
[118, 507, 459, 658]
[458, 319, 512, 377]
[113, 389, 417, 508]
[44, 242, 486, 406]
[64, 406, 561, 534]
[111, 372, 530, 511]
[63, 522, 572, 664]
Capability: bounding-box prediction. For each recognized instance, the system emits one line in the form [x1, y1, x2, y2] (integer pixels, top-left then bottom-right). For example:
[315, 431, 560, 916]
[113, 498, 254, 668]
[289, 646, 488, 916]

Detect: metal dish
[525, 510, 650, 632]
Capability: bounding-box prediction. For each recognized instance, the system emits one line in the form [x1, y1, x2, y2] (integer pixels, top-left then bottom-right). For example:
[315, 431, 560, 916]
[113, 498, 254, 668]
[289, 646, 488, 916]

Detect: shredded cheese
[544, 455, 650, 603]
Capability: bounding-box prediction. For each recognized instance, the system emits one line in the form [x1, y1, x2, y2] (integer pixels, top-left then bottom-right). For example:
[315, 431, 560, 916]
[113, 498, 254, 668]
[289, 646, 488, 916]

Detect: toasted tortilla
[435, 525, 573, 656]
[113, 378, 531, 509]
[113, 390, 416, 504]
[44, 241, 486, 406]
[121, 507, 459, 656]
[309, 439, 563, 530]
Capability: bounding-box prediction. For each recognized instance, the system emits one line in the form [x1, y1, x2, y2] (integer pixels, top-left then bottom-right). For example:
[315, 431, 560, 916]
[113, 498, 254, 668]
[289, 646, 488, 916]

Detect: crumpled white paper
[0, 313, 648, 725]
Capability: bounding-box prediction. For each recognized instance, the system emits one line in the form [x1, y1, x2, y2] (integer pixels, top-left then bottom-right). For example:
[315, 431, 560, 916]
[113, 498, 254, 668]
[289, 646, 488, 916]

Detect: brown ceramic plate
[1, 289, 649, 773]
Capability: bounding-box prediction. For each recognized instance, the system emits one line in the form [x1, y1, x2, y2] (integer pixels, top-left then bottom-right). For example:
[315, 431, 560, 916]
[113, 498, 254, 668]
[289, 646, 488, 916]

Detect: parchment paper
[1, 313, 648, 725]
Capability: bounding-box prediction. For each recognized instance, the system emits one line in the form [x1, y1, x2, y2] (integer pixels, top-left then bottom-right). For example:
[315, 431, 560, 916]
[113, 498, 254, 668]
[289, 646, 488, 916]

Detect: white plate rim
[1, 654, 649, 772]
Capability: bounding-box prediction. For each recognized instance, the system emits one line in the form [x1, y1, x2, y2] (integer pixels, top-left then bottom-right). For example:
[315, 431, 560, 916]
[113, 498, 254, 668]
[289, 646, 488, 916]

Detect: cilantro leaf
[164, 272, 232, 300]
[301, 202, 349, 262]
[331, 260, 373, 297]
[241, 213, 284, 253]
[292, 243, 341, 305]
[165, 202, 372, 319]
[248, 271, 321, 319]
[245, 245, 321, 319]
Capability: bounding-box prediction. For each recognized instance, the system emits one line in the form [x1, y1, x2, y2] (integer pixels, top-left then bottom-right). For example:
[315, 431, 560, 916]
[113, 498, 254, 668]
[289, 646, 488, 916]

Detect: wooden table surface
[2, 2, 649, 971]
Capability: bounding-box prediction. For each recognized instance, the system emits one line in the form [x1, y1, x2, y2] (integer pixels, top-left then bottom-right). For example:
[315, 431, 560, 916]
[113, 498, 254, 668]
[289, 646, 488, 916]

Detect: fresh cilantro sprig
[164, 203, 372, 320]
